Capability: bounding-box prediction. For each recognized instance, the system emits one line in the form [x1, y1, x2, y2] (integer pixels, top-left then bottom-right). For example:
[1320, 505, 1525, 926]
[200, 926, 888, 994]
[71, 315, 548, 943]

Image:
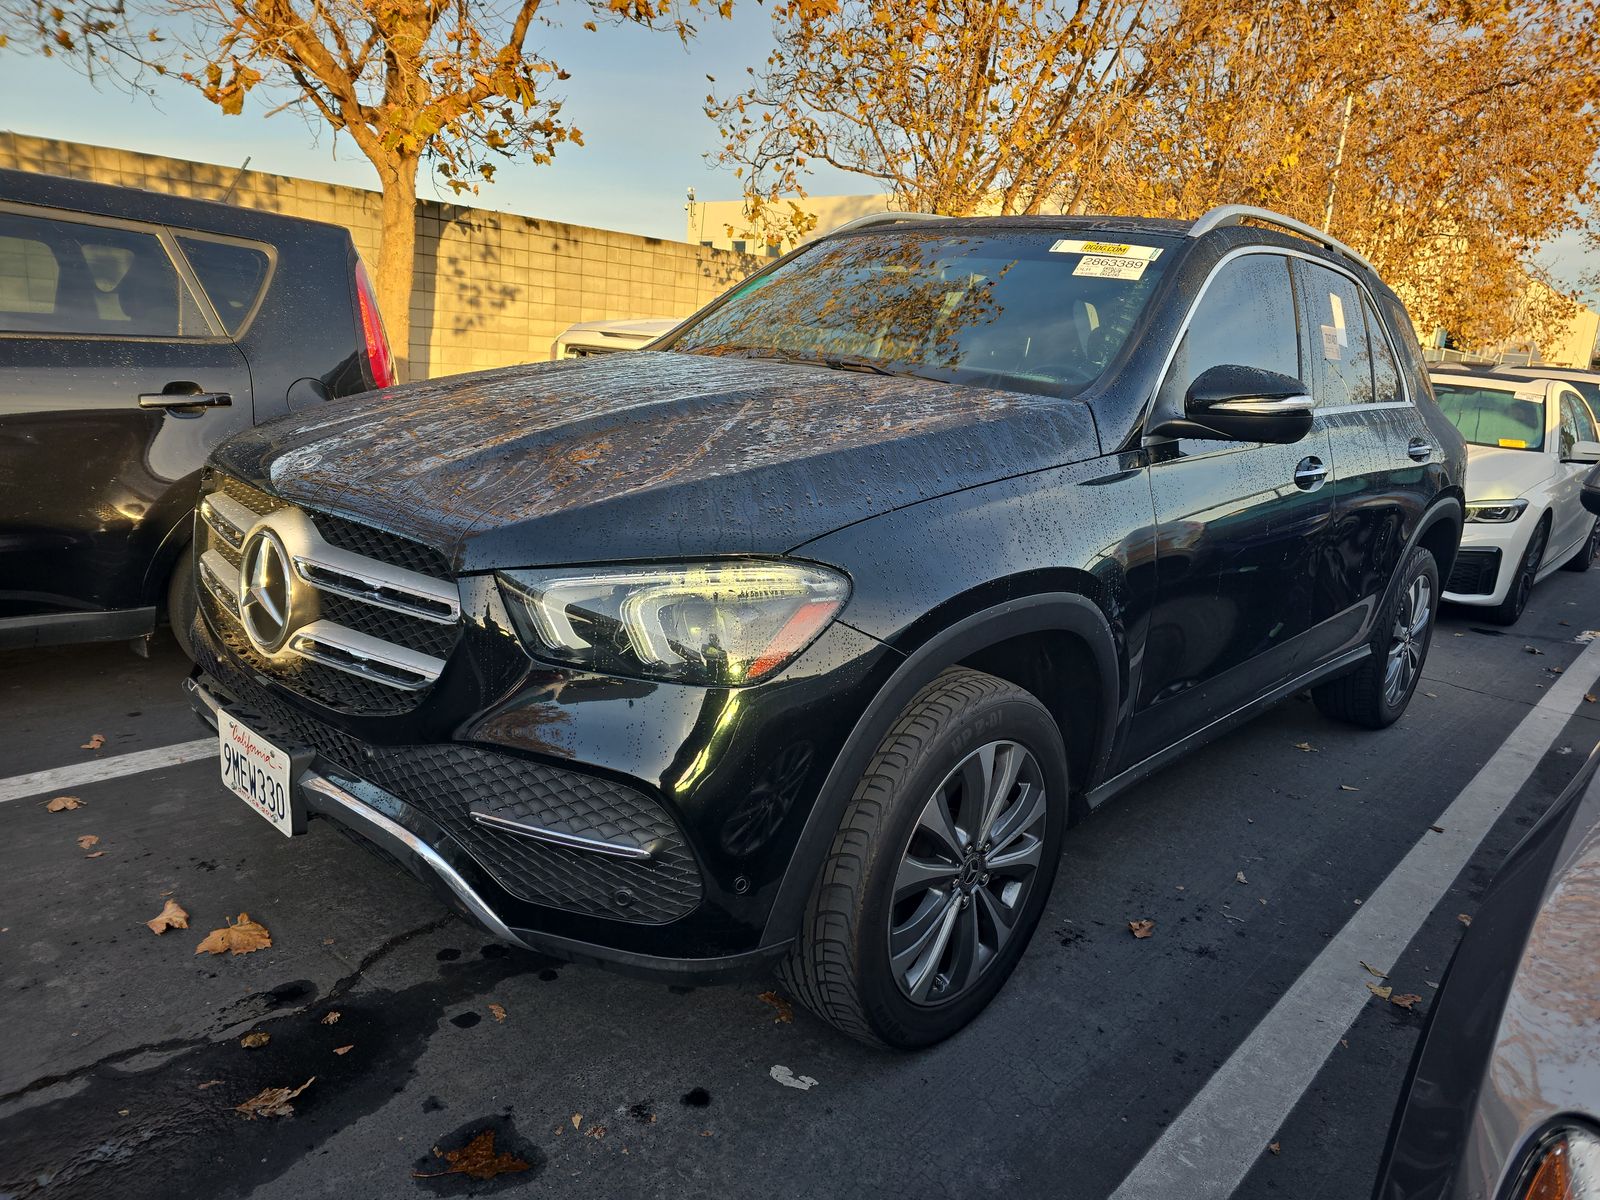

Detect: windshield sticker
[1327, 293, 1350, 346]
[1320, 324, 1342, 361]
[1498, 438, 1528, 449]
[1050, 238, 1162, 261]
[1073, 255, 1149, 281]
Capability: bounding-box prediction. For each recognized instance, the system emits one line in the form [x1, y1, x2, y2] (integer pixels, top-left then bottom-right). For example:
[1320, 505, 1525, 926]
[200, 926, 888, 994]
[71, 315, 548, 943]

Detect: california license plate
[218, 710, 303, 836]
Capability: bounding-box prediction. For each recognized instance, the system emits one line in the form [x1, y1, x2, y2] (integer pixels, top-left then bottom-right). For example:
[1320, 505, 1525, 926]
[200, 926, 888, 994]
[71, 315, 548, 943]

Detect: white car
[1430, 371, 1600, 624]
[550, 317, 678, 360]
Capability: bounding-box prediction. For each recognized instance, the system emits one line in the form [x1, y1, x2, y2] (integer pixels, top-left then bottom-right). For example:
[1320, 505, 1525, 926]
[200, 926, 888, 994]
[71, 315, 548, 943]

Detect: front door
[0, 204, 254, 628]
[1127, 251, 1336, 764]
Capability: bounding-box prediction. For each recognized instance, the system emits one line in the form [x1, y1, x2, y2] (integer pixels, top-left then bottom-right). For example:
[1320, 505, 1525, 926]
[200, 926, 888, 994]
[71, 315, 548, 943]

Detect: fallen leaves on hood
[1128, 919, 1155, 939]
[81, 734, 106, 750]
[757, 991, 794, 1023]
[235, 1077, 313, 1119]
[77, 835, 99, 850]
[412, 1129, 531, 1182]
[320, 1011, 340, 1025]
[241, 1031, 270, 1049]
[195, 913, 272, 956]
[1366, 983, 1393, 1001]
[45, 796, 84, 812]
[1391, 993, 1423, 1010]
[1359, 961, 1388, 979]
[488, 1003, 507, 1023]
[146, 899, 189, 935]
[333, 1044, 353, 1056]
[1294, 742, 1318, 753]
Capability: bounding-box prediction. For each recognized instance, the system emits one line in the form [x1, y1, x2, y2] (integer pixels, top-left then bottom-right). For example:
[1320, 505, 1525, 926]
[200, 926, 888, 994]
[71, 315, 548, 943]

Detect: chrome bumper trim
[469, 809, 658, 861]
[300, 771, 533, 952]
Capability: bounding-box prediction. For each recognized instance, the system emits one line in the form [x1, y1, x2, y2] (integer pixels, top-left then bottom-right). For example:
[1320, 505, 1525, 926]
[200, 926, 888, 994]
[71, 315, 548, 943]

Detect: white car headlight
[1465, 499, 1529, 523]
[498, 560, 850, 686]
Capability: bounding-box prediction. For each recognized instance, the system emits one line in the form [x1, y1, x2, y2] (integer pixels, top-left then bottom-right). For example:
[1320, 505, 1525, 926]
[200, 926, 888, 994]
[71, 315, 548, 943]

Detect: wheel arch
[763, 586, 1120, 948]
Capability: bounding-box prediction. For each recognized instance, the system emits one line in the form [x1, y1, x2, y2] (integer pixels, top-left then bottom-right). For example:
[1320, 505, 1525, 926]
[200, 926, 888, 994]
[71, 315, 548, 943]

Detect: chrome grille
[196, 474, 462, 715]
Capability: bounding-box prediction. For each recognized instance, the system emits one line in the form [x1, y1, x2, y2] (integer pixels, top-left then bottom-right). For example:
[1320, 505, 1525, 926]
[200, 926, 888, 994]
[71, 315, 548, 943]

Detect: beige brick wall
[0, 133, 757, 379]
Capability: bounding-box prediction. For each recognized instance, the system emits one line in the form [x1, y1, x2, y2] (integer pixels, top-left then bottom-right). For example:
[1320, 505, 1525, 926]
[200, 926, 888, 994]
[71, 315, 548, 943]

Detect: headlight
[498, 560, 850, 686]
[1511, 1126, 1600, 1199]
[1466, 499, 1529, 523]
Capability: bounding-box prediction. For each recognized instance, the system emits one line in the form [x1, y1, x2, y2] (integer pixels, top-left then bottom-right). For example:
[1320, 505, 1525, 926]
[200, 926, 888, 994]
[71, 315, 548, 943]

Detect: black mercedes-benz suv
[185, 206, 1466, 1048]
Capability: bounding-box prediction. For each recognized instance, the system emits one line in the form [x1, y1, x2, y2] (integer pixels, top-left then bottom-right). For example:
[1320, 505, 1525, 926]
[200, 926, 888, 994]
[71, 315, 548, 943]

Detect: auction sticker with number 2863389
[218, 710, 298, 837]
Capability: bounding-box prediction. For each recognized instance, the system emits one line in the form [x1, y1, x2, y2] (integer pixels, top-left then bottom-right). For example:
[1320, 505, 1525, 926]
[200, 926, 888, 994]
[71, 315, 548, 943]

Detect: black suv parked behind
[186, 206, 1466, 1047]
[0, 169, 394, 653]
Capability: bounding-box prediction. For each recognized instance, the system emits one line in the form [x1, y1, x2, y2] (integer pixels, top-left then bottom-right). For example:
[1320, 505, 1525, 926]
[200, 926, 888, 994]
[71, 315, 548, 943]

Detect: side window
[1158, 253, 1299, 414]
[1557, 392, 1583, 459]
[177, 235, 273, 335]
[1563, 391, 1598, 447]
[0, 210, 208, 338]
[1295, 261, 1375, 407]
[1363, 296, 1403, 404]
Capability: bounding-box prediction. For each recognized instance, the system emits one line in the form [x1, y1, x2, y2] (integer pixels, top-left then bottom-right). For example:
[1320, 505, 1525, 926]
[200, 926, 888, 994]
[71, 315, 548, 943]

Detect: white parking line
[1110, 637, 1600, 1200]
[0, 739, 215, 805]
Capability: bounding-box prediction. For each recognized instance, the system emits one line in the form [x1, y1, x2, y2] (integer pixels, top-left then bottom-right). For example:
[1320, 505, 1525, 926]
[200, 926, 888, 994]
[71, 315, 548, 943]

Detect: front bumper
[1442, 517, 1530, 606]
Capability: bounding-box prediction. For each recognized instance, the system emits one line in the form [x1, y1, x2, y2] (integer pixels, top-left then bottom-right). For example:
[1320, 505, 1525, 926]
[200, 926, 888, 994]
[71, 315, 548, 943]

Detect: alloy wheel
[1514, 524, 1547, 616]
[1384, 573, 1433, 706]
[888, 740, 1048, 1006]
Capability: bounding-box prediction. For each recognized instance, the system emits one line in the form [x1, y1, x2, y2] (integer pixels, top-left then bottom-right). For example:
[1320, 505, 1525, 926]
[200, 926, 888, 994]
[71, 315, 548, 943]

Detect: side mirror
[1583, 464, 1600, 517]
[1149, 364, 1314, 445]
[1566, 439, 1600, 465]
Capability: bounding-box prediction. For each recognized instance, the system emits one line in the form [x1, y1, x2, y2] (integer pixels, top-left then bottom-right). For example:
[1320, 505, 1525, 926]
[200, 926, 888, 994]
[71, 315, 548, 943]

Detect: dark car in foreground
[1376, 735, 1600, 1200]
[0, 169, 394, 655]
[185, 205, 1466, 1047]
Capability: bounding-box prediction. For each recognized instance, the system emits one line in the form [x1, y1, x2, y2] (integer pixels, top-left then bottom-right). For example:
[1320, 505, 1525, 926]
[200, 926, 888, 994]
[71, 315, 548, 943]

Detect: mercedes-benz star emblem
[239, 529, 295, 653]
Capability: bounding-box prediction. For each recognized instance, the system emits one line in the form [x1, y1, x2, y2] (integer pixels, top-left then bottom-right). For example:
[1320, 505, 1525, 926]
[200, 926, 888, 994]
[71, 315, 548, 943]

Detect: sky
[0, 9, 1595, 304]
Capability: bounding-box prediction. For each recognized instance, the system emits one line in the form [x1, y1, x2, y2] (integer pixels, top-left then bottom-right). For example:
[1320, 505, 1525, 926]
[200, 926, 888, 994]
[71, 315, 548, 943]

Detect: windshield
[668, 229, 1176, 397]
[1432, 382, 1546, 451]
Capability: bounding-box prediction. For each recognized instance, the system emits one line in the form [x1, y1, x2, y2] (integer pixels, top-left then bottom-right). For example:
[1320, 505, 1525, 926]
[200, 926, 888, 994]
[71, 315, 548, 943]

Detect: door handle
[138, 383, 233, 410]
[1293, 456, 1328, 491]
[1407, 438, 1433, 462]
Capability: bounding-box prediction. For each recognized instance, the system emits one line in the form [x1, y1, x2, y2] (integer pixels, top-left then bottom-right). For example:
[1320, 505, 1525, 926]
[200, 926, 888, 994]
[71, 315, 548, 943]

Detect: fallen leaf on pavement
[146, 899, 189, 935]
[1129, 919, 1155, 939]
[195, 913, 272, 956]
[241, 1031, 270, 1049]
[333, 1045, 353, 1056]
[81, 734, 106, 750]
[235, 1077, 313, 1119]
[413, 1130, 531, 1182]
[571, 1113, 582, 1130]
[77, 835, 99, 850]
[1359, 961, 1388, 979]
[1523, 645, 1544, 655]
[488, 1003, 507, 1023]
[1424, 691, 1438, 698]
[84, 851, 105, 859]
[584, 1125, 607, 1140]
[1294, 742, 1318, 753]
[1586, 694, 1597, 704]
[1391, 993, 1423, 1010]
[1339, 784, 1359, 792]
[757, 991, 794, 1023]
[45, 796, 84, 812]
[320, 1011, 340, 1025]
[197, 1079, 224, 1090]
[1366, 983, 1393, 1001]
[1268, 1142, 1281, 1156]
[1430, 825, 1444, 833]
[1458, 913, 1473, 927]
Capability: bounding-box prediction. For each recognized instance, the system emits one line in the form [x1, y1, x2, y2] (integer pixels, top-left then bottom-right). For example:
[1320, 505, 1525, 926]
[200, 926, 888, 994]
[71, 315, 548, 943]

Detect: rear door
[0, 204, 254, 629]
[1292, 259, 1436, 653]
[1554, 386, 1599, 560]
[1128, 251, 1337, 762]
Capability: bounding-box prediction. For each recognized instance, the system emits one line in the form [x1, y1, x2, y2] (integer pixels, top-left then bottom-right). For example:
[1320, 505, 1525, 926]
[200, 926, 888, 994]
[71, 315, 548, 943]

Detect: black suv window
[1157, 252, 1299, 413]
[1296, 261, 1375, 407]
[0, 210, 209, 338]
[1363, 296, 1403, 404]
[177, 235, 273, 335]
[668, 229, 1176, 398]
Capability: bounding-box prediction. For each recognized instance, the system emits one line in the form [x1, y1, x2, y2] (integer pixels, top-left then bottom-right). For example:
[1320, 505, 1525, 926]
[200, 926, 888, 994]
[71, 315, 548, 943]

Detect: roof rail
[826, 211, 950, 237]
[1188, 205, 1375, 273]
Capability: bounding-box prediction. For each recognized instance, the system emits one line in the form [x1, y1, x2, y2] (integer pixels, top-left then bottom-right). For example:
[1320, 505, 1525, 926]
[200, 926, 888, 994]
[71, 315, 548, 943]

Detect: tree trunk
[374, 153, 420, 383]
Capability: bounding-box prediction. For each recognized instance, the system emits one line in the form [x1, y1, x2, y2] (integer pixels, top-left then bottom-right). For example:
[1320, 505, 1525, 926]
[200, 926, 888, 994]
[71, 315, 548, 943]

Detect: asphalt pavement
[3, 572, 1599, 1200]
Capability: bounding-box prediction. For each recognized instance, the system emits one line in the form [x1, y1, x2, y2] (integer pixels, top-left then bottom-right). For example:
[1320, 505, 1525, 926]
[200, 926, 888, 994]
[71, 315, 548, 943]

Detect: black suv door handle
[139, 382, 233, 410]
[1407, 438, 1433, 462]
[1294, 456, 1328, 491]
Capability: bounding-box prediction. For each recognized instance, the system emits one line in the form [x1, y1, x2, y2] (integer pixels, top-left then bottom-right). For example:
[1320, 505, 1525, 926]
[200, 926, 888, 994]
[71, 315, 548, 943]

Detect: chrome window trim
[1143, 244, 1415, 443]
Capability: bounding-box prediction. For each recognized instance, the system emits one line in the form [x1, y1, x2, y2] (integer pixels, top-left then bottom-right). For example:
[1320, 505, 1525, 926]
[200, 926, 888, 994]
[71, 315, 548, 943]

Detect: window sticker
[1073, 255, 1148, 281]
[1498, 438, 1528, 449]
[1320, 325, 1342, 361]
[1327, 292, 1349, 346]
[1050, 238, 1163, 261]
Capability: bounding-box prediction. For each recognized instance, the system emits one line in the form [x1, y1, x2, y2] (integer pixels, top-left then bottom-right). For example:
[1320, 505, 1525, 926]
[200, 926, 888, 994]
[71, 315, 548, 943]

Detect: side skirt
[0, 607, 157, 651]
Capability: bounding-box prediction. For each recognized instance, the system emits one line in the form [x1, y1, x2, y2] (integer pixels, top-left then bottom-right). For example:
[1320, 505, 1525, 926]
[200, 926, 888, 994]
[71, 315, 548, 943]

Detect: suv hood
[214, 351, 1099, 570]
[1464, 443, 1555, 500]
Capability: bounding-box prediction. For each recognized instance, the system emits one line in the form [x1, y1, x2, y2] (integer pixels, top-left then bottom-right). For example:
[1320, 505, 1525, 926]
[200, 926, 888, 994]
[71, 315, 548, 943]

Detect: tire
[1488, 516, 1549, 626]
[1313, 545, 1438, 729]
[165, 543, 198, 662]
[778, 668, 1069, 1049]
[1562, 517, 1598, 572]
